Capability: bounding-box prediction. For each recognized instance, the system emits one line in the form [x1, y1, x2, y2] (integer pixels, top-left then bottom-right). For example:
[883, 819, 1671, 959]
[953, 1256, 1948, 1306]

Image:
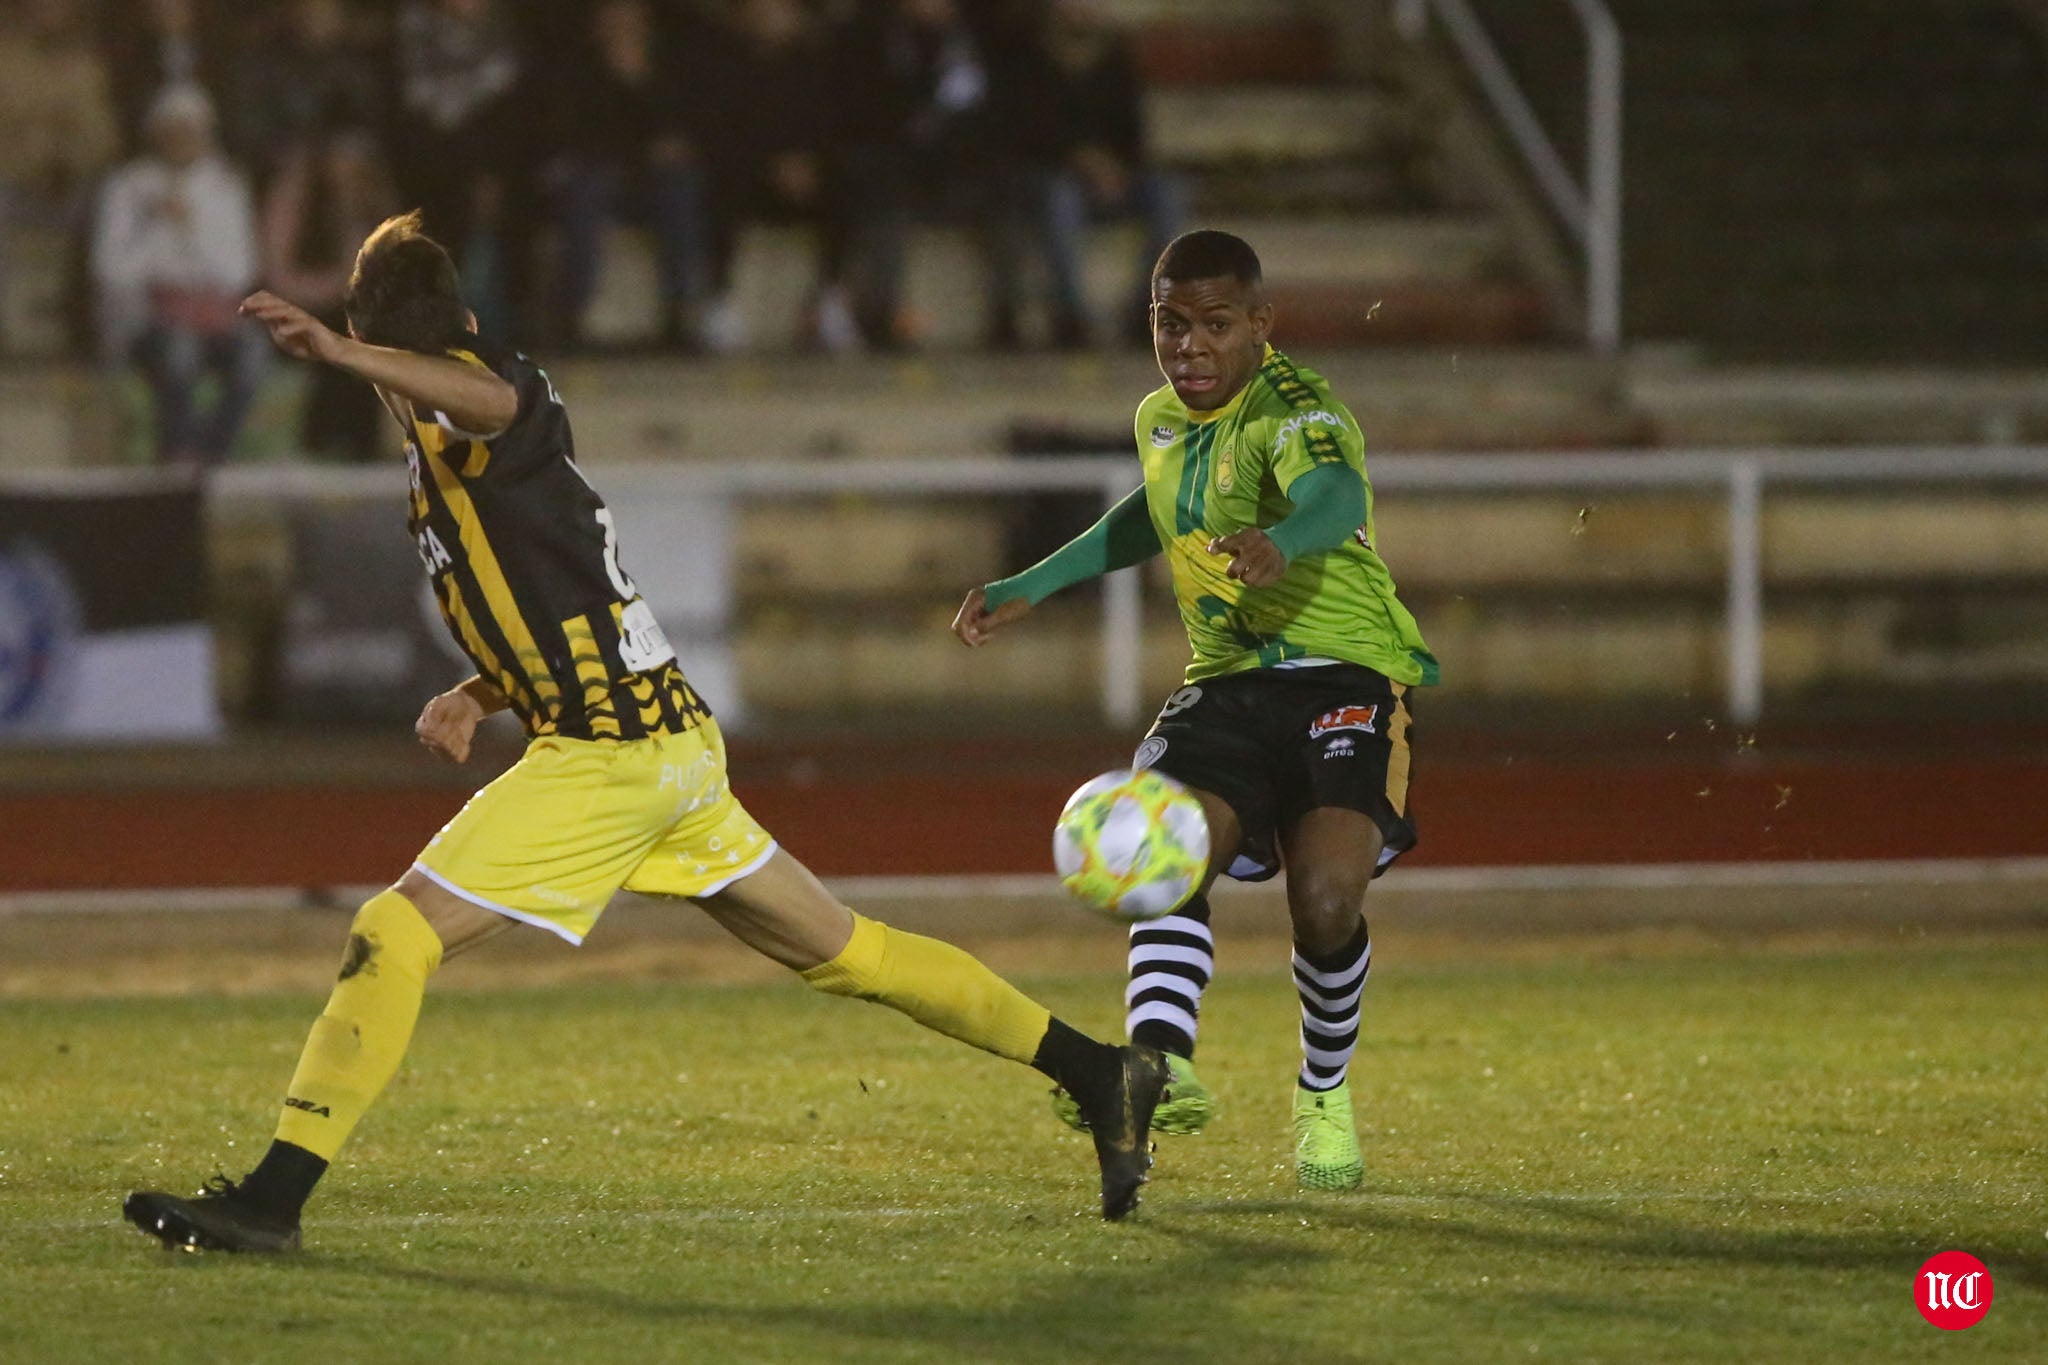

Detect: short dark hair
[1151, 230, 1262, 289]
[344, 211, 469, 353]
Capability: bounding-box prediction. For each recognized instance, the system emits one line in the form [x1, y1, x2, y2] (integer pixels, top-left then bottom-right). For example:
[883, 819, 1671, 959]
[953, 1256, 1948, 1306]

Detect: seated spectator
[227, 0, 383, 177]
[392, 0, 531, 331]
[260, 127, 395, 459]
[0, 0, 120, 355]
[833, 0, 1017, 350]
[93, 85, 266, 467]
[1009, 0, 1183, 348]
[104, 0, 232, 156]
[545, 0, 711, 351]
[696, 0, 857, 352]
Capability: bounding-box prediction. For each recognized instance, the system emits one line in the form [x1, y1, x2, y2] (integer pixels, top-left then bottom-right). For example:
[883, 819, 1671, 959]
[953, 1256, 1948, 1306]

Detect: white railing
[190, 445, 2048, 729]
[1396, 0, 1623, 355]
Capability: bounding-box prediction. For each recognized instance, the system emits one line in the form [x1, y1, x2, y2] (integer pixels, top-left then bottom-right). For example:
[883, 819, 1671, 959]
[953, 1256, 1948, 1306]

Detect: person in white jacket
[93, 82, 265, 464]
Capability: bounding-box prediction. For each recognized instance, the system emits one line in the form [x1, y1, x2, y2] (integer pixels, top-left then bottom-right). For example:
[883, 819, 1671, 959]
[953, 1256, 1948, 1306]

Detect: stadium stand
[1470, 0, 2048, 363]
[6, 1, 2048, 727]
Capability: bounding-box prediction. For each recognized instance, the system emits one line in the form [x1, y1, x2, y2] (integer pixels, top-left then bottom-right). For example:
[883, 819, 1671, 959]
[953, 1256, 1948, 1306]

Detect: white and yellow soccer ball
[1052, 768, 1211, 922]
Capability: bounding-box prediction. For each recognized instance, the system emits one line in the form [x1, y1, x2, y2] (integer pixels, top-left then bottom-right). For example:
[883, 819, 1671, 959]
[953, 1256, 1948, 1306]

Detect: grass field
[2, 919, 2043, 1363]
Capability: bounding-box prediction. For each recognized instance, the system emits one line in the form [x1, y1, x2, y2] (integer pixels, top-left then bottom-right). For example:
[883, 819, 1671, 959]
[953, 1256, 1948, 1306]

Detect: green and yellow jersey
[401, 337, 708, 742]
[1136, 346, 1437, 686]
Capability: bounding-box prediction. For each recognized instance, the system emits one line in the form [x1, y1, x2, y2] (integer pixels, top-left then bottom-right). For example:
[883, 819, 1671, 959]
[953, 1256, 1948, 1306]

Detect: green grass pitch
[2, 935, 2042, 1362]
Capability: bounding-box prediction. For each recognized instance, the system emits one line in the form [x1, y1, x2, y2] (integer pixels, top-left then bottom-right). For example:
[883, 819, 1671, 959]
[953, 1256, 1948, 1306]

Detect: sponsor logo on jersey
[1275, 408, 1346, 455]
[1134, 735, 1169, 769]
[1217, 442, 1236, 492]
[1323, 736, 1355, 758]
[1309, 704, 1378, 738]
[1150, 425, 1176, 448]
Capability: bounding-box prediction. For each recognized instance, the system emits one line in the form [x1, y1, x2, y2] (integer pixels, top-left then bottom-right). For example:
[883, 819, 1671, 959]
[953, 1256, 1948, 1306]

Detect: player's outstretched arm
[239, 290, 518, 437]
[952, 486, 1158, 647]
[414, 675, 509, 764]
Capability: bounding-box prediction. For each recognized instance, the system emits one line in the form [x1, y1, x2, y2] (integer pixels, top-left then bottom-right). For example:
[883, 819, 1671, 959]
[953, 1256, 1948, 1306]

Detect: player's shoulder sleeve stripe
[1256, 349, 1338, 413]
[1256, 355, 1358, 468]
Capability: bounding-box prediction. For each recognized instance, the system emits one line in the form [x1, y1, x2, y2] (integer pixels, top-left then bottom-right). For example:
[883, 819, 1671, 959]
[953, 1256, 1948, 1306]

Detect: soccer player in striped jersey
[954, 230, 1436, 1190]
[123, 212, 1166, 1254]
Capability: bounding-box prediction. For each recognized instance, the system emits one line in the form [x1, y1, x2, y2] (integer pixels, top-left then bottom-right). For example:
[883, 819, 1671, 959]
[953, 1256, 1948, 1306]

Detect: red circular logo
[1916, 1251, 1993, 1330]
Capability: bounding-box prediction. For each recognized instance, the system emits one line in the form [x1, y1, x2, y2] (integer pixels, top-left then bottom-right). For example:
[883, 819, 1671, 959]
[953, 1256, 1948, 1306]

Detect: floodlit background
[2, 5, 2045, 1358]
[3, 0, 2044, 886]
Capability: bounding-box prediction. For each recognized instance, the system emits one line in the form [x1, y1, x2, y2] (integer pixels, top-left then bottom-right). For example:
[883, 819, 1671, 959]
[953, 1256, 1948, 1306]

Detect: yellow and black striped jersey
[400, 337, 707, 742]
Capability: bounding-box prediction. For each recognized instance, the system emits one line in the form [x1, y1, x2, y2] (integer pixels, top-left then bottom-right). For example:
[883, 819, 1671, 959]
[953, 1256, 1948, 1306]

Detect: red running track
[4, 749, 2043, 892]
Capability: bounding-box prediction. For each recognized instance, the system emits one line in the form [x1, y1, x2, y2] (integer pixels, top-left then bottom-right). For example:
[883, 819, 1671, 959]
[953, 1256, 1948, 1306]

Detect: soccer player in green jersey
[953, 230, 1437, 1189]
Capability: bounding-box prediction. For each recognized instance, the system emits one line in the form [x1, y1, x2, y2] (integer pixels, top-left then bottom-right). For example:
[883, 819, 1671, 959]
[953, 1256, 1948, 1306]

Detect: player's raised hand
[951, 587, 1032, 647]
[239, 290, 346, 365]
[1209, 528, 1287, 587]
[415, 685, 488, 764]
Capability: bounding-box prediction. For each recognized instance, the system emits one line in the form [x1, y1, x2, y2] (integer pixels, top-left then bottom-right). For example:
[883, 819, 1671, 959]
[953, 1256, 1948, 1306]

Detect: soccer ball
[1052, 768, 1211, 922]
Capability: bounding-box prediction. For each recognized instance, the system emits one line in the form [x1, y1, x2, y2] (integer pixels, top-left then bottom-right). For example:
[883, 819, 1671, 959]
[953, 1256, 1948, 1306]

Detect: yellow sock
[273, 890, 445, 1161]
[801, 912, 1051, 1065]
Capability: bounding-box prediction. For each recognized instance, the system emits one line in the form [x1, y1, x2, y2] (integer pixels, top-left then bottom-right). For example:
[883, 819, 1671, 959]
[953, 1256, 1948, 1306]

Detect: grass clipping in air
[2, 934, 2044, 1362]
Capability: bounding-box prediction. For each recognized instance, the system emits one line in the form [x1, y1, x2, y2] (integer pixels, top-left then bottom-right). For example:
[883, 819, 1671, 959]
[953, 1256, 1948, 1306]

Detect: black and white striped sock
[1125, 894, 1214, 1058]
[1295, 918, 1370, 1092]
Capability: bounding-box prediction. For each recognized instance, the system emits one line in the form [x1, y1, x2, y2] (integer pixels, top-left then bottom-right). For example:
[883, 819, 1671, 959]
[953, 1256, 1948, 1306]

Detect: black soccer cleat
[123, 1176, 302, 1254]
[1070, 1043, 1170, 1222]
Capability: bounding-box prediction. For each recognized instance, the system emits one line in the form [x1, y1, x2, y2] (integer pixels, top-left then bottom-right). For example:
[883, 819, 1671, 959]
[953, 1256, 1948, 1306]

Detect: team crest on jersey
[1308, 704, 1378, 739]
[1150, 425, 1176, 448]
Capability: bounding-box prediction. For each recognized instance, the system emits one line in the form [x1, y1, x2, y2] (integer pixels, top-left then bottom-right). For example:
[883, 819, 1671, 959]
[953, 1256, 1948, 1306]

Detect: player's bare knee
[1286, 875, 1367, 956]
[390, 870, 507, 960]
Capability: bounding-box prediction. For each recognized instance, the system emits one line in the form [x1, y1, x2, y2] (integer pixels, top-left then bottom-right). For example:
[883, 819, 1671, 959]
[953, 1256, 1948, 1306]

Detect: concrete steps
[583, 210, 1551, 354]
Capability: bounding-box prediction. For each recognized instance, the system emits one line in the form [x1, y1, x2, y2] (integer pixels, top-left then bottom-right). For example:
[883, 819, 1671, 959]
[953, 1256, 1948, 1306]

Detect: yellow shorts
[412, 719, 776, 944]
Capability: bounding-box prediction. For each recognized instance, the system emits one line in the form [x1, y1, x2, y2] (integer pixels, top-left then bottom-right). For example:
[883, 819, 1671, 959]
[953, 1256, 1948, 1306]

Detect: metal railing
[194, 445, 2048, 730]
[1396, 0, 1623, 355]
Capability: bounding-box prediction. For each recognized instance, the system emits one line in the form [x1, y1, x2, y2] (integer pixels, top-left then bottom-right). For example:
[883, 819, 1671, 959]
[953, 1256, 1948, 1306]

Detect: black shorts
[1135, 664, 1418, 883]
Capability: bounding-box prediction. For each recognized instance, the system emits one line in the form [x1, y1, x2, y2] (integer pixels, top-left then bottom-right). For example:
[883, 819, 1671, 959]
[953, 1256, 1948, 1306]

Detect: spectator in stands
[391, 0, 530, 330]
[0, 0, 120, 356]
[696, 0, 856, 352]
[1009, 0, 1183, 349]
[259, 127, 395, 459]
[93, 84, 266, 466]
[228, 0, 384, 178]
[104, 0, 232, 155]
[832, 0, 1020, 350]
[545, 0, 711, 352]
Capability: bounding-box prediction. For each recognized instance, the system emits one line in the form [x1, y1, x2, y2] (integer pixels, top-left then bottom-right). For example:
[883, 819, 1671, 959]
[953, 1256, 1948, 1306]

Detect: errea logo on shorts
[1917, 1251, 1993, 1330]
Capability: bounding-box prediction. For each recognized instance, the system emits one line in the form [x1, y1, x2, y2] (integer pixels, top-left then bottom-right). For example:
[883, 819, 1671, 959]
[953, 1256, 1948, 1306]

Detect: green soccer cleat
[1292, 1082, 1364, 1191]
[1053, 1052, 1216, 1136]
